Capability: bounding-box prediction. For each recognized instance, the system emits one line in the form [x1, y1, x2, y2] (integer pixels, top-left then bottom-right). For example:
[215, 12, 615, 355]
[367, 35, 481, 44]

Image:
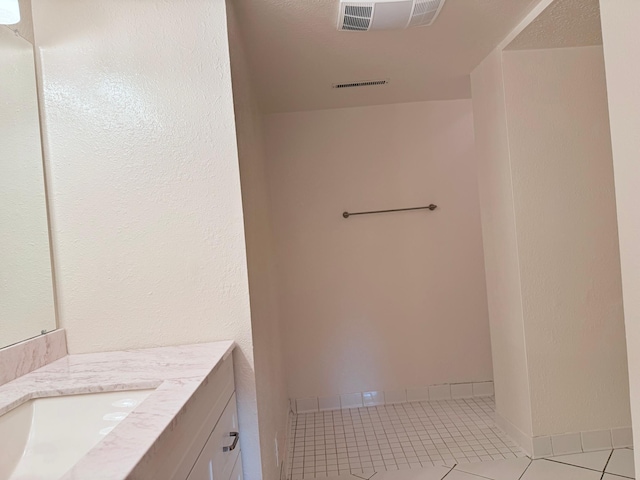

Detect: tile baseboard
[292, 381, 494, 414]
[281, 407, 295, 480]
[494, 411, 633, 458]
[494, 411, 534, 456]
[534, 428, 633, 458]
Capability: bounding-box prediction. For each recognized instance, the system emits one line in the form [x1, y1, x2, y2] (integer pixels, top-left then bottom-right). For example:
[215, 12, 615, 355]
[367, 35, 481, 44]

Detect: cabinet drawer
[187, 393, 240, 480]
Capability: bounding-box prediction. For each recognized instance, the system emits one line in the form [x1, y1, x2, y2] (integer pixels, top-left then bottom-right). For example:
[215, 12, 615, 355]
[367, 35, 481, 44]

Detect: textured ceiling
[232, 0, 540, 113]
[507, 0, 602, 50]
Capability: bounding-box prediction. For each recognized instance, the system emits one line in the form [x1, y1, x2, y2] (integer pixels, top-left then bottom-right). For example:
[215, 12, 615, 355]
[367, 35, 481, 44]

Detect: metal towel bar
[342, 204, 437, 219]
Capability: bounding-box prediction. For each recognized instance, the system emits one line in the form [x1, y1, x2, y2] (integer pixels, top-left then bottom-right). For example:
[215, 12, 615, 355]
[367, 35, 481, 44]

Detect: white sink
[0, 390, 153, 480]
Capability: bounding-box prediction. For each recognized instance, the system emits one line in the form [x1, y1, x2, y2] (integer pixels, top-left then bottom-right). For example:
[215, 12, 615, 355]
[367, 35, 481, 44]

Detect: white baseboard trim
[291, 381, 495, 414]
[494, 411, 534, 456]
[494, 411, 633, 458]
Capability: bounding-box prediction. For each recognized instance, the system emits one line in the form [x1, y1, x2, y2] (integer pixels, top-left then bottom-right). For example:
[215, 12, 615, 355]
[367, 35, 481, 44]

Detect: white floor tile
[286, 396, 524, 479]
[445, 470, 492, 479]
[521, 460, 602, 480]
[325, 476, 370, 480]
[371, 465, 452, 480]
[605, 448, 635, 478]
[454, 457, 531, 480]
[549, 450, 612, 472]
[352, 471, 377, 480]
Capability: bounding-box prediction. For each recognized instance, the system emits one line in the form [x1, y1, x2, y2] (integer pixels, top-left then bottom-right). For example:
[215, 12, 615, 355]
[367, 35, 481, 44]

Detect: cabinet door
[230, 454, 243, 480]
[187, 393, 240, 480]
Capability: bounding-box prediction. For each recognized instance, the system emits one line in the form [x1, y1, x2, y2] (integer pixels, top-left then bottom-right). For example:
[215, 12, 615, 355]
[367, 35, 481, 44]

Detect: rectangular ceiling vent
[339, 3, 373, 31]
[332, 79, 389, 89]
[338, 0, 446, 31]
[408, 0, 444, 27]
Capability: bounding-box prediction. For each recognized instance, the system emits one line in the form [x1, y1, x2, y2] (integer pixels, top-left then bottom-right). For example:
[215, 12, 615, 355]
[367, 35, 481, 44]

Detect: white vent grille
[345, 5, 373, 17]
[408, 0, 445, 27]
[332, 79, 389, 89]
[338, 0, 446, 31]
[338, 3, 374, 31]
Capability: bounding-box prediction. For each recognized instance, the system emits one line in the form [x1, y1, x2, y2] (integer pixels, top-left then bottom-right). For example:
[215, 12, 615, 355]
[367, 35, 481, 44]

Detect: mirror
[0, 0, 56, 349]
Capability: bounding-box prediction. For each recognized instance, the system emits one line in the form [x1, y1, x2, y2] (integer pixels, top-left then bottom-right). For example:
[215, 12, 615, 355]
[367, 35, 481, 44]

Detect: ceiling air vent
[409, 0, 445, 27]
[332, 79, 389, 89]
[339, 3, 373, 31]
[338, 0, 446, 31]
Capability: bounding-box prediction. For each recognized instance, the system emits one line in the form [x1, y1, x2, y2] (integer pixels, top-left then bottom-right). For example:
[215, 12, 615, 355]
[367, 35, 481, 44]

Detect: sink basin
[0, 389, 153, 480]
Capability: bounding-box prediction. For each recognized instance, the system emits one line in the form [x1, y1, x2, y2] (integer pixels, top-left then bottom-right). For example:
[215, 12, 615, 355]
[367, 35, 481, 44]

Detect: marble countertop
[0, 340, 235, 480]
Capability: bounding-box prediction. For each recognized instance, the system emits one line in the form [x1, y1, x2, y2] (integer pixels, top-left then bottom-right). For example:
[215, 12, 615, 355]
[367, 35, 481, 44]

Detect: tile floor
[302, 448, 635, 480]
[286, 397, 525, 479]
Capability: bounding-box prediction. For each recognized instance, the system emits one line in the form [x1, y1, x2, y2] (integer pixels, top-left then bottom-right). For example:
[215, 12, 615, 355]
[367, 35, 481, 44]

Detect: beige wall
[471, 1, 630, 447]
[264, 100, 493, 400]
[502, 46, 630, 436]
[600, 0, 640, 463]
[470, 49, 533, 440]
[227, 2, 289, 479]
[32, 0, 263, 477]
[0, 25, 55, 349]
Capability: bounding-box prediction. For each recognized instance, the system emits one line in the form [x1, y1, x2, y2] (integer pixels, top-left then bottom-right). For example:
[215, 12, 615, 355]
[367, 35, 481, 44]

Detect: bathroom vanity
[0, 333, 243, 480]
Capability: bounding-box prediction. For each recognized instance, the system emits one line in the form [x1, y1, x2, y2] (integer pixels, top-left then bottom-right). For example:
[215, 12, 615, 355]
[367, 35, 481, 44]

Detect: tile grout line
[517, 458, 533, 480]
[441, 464, 457, 479]
[544, 450, 614, 475]
[602, 448, 614, 478]
[450, 462, 502, 480]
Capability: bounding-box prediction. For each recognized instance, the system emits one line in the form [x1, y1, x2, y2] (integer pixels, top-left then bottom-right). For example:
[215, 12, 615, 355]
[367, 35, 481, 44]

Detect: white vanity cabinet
[187, 394, 240, 480]
[128, 351, 243, 480]
[230, 454, 244, 480]
[0, 339, 241, 480]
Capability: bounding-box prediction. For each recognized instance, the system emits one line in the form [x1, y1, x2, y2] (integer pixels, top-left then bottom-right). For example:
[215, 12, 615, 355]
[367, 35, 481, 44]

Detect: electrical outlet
[275, 436, 280, 467]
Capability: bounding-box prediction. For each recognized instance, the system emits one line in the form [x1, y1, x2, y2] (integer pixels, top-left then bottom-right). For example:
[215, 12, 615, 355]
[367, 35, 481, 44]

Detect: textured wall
[471, 0, 631, 444]
[502, 46, 630, 436]
[0, 25, 55, 349]
[470, 49, 533, 439]
[227, 2, 290, 479]
[31, 0, 263, 477]
[600, 0, 640, 465]
[264, 100, 493, 400]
